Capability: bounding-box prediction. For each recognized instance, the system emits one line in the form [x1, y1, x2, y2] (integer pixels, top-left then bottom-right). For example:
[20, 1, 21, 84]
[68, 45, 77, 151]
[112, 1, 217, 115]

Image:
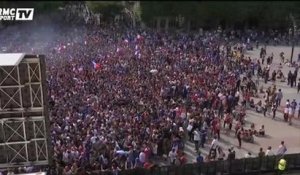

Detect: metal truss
[0, 56, 50, 169]
[27, 61, 43, 108]
[0, 66, 23, 110]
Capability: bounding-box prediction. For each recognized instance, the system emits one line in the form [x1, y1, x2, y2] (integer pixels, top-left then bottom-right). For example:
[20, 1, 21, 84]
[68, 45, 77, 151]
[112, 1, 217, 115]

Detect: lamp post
[217, 26, 222, 49]
[289, 14, 297, 64]
[217, 26, 222, 40]
[289, 28, 295, 64]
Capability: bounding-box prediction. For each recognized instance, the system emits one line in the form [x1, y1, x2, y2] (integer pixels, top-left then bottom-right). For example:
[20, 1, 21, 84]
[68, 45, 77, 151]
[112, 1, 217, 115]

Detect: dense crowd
[0, 21, 297, 175]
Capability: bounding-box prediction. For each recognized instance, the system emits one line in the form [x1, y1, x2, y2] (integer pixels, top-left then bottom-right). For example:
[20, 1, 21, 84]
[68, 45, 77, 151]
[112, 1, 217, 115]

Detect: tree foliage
[87, 1, 123, 20]
[140, 1, 300, 30]
[2, 1, 300, 30]
[0, 1, 64, 13]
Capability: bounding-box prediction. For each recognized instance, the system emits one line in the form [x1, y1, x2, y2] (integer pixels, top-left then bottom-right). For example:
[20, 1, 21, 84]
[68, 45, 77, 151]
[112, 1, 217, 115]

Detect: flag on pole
[92, 61, 101, 70]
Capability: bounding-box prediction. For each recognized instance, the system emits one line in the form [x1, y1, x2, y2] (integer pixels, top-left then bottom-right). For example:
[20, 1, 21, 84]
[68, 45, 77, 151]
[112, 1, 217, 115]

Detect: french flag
[92, 61, 101, 70]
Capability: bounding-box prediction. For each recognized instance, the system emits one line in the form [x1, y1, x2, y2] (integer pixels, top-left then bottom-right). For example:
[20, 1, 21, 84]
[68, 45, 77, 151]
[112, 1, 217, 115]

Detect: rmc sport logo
[0, 8, 34, 21]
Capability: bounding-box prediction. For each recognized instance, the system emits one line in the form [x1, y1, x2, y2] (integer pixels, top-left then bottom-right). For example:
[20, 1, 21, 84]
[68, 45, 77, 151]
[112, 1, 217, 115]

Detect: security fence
[89, 153, 300, 175]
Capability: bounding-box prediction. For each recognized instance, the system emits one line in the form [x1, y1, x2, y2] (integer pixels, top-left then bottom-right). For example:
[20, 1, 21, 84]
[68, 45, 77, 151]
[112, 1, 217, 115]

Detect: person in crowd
[178, 152, 187, 165]
[277, 157, 287, 175]
[283, 101, 288, 122]
[217, 147, 225, 161]
[193, 128, 201, 152]
[298, 101, 300, 118]
[263, 99, 268, 117]
[291, 99, 297, 117]
[266, 146, 274, 156]
[258, 125, 265, 136]
[271, 102, 277, 119]
[288, 71, 293, 86]
[227, 147, 236, 161]
[196, 152, 204, 164]
[0, 20, 294, 174]
[237, 127, 243, 148]
[297, 79, 300, 93]
[245, 152, 252, 158]
[210, 136, 219, 156]
[249, 99, 255, 108]
[277, 141, 287, 156]
[288, 103, 294, 125]
[275, 89, 283, 107]
[255, 100, 263, 113]
[258, 147, 265, 158]
[168, 149, 177, 165]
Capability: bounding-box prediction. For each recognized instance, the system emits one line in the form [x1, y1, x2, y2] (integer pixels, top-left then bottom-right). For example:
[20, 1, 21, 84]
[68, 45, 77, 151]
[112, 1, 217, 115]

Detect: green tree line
[1, 1, 300, 30]
[140, 1, 300, 30]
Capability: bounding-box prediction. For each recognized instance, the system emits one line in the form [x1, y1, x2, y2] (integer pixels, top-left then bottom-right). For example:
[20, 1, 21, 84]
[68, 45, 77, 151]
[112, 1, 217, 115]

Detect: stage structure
[0, 54, 51, 168]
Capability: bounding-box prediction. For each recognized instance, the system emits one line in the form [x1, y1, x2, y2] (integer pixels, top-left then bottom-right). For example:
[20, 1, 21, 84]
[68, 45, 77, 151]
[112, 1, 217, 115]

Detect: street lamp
[289, 14, 297, 63]
[217, 26, 222, 37]
[217, 26, 222, 49]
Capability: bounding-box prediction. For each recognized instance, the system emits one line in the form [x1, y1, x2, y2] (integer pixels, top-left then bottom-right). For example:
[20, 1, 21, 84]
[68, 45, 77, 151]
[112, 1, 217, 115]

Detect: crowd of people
[0, 19, 298, 175]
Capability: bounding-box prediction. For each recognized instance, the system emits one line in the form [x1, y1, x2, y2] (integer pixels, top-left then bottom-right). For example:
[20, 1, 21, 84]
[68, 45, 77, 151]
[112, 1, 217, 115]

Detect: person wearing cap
[277, 157, 286, 175]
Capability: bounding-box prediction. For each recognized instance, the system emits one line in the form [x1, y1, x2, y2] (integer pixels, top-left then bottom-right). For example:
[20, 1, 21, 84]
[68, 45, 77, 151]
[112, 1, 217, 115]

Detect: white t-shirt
[139, 151, 146, 163]
[211, 139, 219, 149]
[245, 153, 252, 158]
[284, 107, 289, 114]
[169, 150, 177, 162]
[91, 136, 97, 144]
[152, 144, 158, 155]
[277, 145, 287, 155]
[193, 130, 200, 141]
[187, 124, 193, 132]
[288, 107, 293, 115]
[235, 91, 240, 98]
[62, 151, 70, 163]
[265, 149, 274, 156]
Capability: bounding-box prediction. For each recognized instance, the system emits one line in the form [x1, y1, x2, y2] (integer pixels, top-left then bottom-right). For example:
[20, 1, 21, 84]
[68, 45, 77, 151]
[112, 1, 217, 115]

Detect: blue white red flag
[92, 61, 101, 70]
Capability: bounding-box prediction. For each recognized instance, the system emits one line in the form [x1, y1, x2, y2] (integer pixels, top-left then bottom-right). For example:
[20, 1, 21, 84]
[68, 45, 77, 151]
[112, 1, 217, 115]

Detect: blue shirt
[196, 155, 204, 163]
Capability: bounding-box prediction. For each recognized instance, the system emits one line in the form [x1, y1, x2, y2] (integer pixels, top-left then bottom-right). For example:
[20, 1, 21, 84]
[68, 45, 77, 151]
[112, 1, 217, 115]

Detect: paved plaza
[181, 45, 300, 164]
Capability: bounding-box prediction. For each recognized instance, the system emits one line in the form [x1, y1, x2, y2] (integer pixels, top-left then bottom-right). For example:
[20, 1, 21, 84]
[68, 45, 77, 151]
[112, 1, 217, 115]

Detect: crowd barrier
[88, 153, 300, 175]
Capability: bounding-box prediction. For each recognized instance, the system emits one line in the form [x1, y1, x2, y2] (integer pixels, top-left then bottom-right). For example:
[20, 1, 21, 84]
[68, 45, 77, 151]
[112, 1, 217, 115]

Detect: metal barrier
[88, 153, 300, 175]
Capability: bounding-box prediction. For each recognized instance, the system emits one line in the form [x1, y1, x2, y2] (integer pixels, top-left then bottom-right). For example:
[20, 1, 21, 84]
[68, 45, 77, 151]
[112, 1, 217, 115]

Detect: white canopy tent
[0, 53, 25, 66]
[14, 172, 46, 175]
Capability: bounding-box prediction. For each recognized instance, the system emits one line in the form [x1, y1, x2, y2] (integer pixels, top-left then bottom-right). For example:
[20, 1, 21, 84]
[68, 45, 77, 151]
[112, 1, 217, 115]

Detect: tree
[140, 1, 300, 30]
[87, 1, 123, 22]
